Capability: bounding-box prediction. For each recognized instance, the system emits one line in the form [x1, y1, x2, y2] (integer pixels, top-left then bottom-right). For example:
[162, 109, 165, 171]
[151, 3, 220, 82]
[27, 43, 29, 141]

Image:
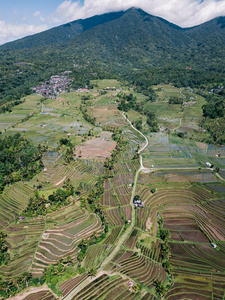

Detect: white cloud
[50, 0, 225, 27]
[33, 11, 41, 18]
[1, 0, 225, 45]
[0, 21, 47, 45]
[50, 0, 79, 24]
[33, 11, 45, 22]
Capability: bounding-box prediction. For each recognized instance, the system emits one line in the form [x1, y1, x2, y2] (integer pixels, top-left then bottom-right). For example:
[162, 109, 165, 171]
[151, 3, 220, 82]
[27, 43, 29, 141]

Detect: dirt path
[122, 112, 149, 154]
[172, 117, 183, 134]
[55, 176, 66, 186]
[179, 88, 186, 99]
[63, 113, 150, 300]
[215, 172, 225, 181]
[101, 113, 149, 267]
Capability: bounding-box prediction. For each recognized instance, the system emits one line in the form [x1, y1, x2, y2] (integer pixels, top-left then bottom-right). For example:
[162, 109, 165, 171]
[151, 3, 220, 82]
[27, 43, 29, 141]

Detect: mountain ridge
[0, 10, 126, 50]
[0, 7, 225, 105]
[1, 8, 225, 52]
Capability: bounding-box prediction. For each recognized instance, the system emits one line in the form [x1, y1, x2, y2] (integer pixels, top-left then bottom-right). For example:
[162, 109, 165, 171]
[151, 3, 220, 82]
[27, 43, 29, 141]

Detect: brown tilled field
[74, 131, 116, 161]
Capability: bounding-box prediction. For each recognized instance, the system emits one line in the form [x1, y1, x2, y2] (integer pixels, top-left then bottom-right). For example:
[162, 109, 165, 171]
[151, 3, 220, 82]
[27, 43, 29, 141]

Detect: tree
[78, 239, 88, 250]
[0, 232, 8, 266]
[65, 256, 73, 265]
[154, 280, 167, 298]
[80, 197, 88, 208]
[133, 284, 141, 291]
[159, 228, 170, 241]
[88, 268, 97, 278]
[63, 178, 74, 195]
[64, 147, 74, 163]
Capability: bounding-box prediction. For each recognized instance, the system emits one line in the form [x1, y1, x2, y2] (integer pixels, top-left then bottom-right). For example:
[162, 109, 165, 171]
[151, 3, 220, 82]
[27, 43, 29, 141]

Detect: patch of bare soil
[74, 132, 116, 161]
[146, 218, 152, 231]
[196, 142, 208, 150]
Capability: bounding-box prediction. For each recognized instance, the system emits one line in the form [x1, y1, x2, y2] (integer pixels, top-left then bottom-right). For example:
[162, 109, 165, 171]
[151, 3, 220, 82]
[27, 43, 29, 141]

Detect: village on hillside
[32, 72, 74, 98]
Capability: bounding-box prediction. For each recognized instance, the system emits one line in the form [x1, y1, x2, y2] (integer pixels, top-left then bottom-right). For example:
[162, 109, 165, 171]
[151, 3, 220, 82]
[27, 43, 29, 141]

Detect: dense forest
[0, 134, 45, 192]
[200, 90, 225, 144]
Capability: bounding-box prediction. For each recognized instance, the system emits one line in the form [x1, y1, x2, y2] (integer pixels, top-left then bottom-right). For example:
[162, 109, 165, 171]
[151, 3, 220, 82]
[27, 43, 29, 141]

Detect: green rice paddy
[0, 80, 225, 300]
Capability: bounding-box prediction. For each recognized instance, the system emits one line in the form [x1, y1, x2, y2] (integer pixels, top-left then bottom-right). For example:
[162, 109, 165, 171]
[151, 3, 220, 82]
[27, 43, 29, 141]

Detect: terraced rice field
[142, 131, 225, 170]
[0, 95, 41, 130]
[123, 126, 146, 145]
[141, 133, 200, 168]
[93, 103, 127, 127]
[84, 244, 110, 269]
[6, 93, 96, 148]
[124, 229, 139, 249]
[23, 290, 56, 300]
[104, 226, 123, 243]
[32, 158, 104, 194]
[114, 159, 139, 174]
[135, 184, 221, 241]
[138, 169, 219, 186]
[137, 239, 162, 263]
[83, 226, 124, 270]
[170, 242, 225, 274]
[102, 161, 136, 207]
[74, 131, 116, 161]
[101, 188, 118, 207]
[108, 251, 166, 289]
[71, 274, 140, 300]
[105, 208, 125, 226]
[60, 273, 88, 298]
[0, 183, 34, 229]
[121, 205, 132, 221]
[166, 279, 225, 300]
[165, 243, 225, 299]
[31, 213, 103, 276]
[0, 219, 45, 279]
[1, 82, 225, 300]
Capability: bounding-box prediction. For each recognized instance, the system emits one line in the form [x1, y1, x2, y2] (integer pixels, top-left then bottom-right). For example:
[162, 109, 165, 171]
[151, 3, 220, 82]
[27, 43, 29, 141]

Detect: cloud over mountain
[1, 0, 225, 45]
[51, 0, 225, 27]
[0, 21, 47, 45]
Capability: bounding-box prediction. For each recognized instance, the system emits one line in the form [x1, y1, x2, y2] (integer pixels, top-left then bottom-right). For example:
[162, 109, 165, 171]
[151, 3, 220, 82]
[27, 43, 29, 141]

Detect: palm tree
[88, 268, 97, 279]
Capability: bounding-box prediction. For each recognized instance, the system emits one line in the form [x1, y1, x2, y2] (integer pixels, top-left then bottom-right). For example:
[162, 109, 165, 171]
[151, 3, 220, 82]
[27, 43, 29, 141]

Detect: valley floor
[0, 79, 225, 300]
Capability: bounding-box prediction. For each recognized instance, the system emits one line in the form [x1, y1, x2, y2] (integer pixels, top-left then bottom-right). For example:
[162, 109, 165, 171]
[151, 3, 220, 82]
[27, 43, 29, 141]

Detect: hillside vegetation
[0, 7, 225, 300]
[1, 8, 225, 106]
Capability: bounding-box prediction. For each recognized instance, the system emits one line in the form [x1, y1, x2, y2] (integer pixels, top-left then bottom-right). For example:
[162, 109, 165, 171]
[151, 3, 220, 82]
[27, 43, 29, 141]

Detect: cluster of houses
[77, 88, 89, 92]
[133, 195, 144, 208]
[32, 73, 74, 98]
[208, 86, 224, 94]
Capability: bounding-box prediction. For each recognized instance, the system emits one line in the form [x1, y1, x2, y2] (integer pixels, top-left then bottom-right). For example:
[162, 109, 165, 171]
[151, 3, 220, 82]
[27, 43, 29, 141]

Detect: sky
[0, 0, 225, 45]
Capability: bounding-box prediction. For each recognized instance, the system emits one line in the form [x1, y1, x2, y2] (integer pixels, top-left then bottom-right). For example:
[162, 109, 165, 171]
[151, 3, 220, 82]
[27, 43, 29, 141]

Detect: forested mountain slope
[1, 8, 225, 105]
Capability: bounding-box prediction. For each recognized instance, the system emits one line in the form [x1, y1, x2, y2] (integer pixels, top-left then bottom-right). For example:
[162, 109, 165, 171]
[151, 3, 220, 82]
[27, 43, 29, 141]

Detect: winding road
[64, 113, 150, 299]
[101, 113, 149, 266]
